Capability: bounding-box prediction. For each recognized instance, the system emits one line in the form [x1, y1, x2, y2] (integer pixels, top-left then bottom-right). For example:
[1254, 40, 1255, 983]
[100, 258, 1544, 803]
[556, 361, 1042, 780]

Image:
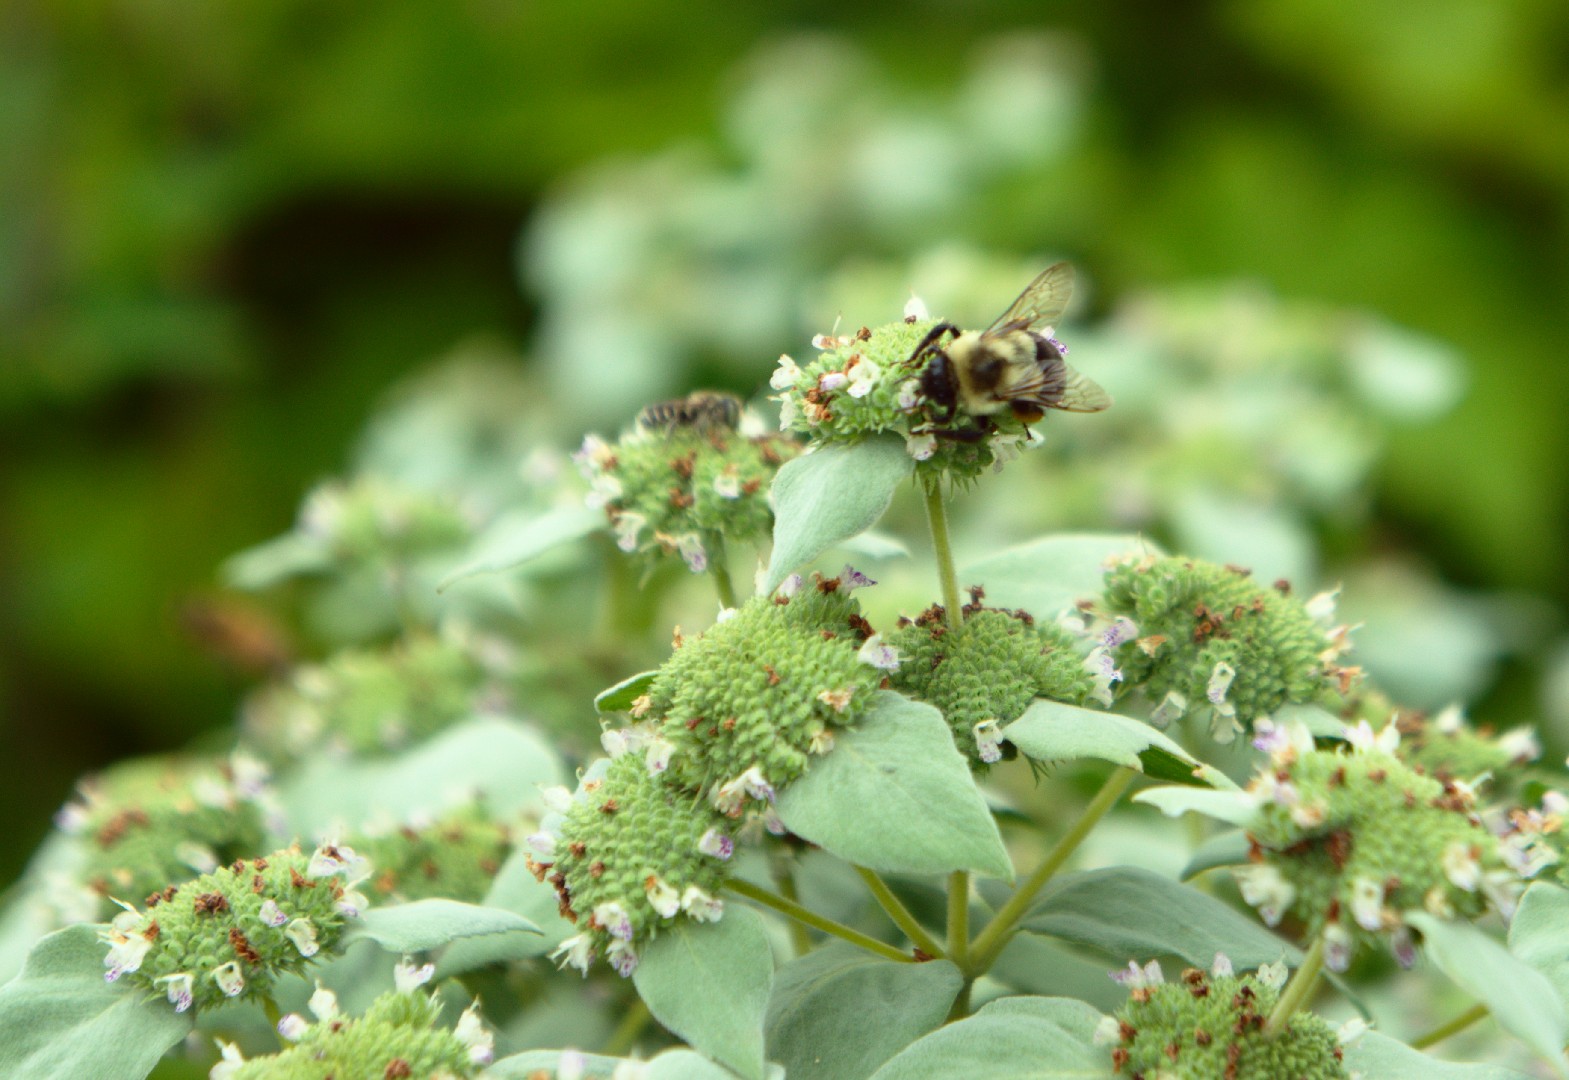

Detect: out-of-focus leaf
[867, 996, 1110, 1079]
[222, 533, 333, 590]
[1169, 489, 1314, 589]
[1002, 700, 1227, 787]
[1133, 786, 1260, 828]
[1181, 830, 1251, 880]
[1343, 1032, 1535, 1078]
[961, 533, 1157, 619]
[438, 505, 602, 590]
[1508, 883, 1569, 1012]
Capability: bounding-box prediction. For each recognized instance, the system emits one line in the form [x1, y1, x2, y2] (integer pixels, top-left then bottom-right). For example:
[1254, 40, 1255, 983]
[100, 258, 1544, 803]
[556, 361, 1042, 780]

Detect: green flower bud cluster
[1100, 959, 1348, 1079]
[642, 571, 889, 801]
[217, 980, 491, 1079]
[1394, 705, 1541, 789]
[1098, 556, 1342, 741]
[354, 804, 512, 905]
[300, 477, 474, 564]
[530, 755, 736, 978]
[886, 591, 1098, 769]
[99, 844, 365, 1014]
[770, 317, 1031, 480]
[243, 633, 489, 762]
[573, 409, 798, 572]
[58, 754, 272, 920]
[1238, 722, 1510, 971]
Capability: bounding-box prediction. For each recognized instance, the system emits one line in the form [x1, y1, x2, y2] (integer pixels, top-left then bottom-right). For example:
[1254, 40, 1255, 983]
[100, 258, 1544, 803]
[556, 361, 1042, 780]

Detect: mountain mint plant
[4, 269, 1565, 1080]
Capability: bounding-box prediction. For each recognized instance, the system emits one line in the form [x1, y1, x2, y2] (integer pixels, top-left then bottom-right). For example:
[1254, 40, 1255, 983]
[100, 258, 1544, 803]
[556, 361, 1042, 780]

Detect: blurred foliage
[4, 0, 1569, 894]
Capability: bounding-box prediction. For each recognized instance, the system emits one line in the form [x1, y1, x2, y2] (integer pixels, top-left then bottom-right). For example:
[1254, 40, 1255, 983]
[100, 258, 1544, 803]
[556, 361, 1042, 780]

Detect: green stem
[968, 766, 1136, 972]
[774, 861, 814, 958]
[1409, 1002, 1489, 1050]
[1264, 934, 1325, 1036]
[947, 871, 971, 970]
[855, 866, 945, 959]
[726, 878, 912, 964]
[709, 535, 739, 609]
[261, 996, 282, 1033]
[921, 472, 963, 633]
[603, 997, 651, 1056]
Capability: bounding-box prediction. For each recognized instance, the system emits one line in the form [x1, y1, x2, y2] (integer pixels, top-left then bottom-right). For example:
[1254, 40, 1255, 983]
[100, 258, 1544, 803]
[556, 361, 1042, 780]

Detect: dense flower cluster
[1393, 704, 1541, 790]
[1098, 956, 1350, 1079]
[1096, 555, 1346, 741]
[213, 966, 491, 1079]
[353, 803, 513, 905]
[573, 403, 798, 572]
[98, 844, 365, 1014]
[769, 307, 1036, 479]
[1237, 720, 1513, 971]
[242, 631, 493, 762]
[56, 753, 273, 921]
[887, 590, 1099, 768]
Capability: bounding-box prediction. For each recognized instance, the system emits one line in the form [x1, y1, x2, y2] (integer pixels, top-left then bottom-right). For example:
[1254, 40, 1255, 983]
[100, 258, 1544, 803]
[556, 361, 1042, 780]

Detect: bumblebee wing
[1004, 360, 1113, 414]
[985, 262, 1075, 333]
[1053, 366, 1113, 413]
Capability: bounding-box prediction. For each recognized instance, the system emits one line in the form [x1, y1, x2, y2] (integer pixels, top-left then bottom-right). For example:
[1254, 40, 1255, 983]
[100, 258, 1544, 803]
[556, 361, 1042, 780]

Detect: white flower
[585, 473, 624, 510]
[53, 802, 89, 834]
[259, 899, 287, 928]
[1338, 1018, 1371, 1045]
[1210, 953, 1233, 978]
[393, 956, 435, 991]
[904, 432, 937, 461]
[309, 982, 339, 1021]
[847, 358, 880, 398]
[210, 1039, 246, 1080]
[1093, 1014, 1123, 1045]
[777, 393, 800, 428]
[1442, 842, 1482, 892]
[558, 1050, 589, 1080]
[212, 961, 245, 998]
[973, 720, 1004, 765]
[857, 634, 900, 671]
[676, 533, 708, 573]
[1349, 877, 1384, 932]
[839, 565, 876, 590]
[645, 735, 675, 775]
[612, 511, 647, 553]
[808, 725, 836, 755]
[1256, 959, 1289, 990]
[455, 1002, 494, 1065]
[896, 379, 921, 411]
[1100, 617, 1139, 648]
[1433, 703, 1465, 734]
[1206, 662, 1236, 711]
[101, 922, 153, 982]
[817, 687, 854, 713]
[572, 434, 613, 476]
[681, 886, 724, 922]
[697, 829, 734, 860]
[540, 785, 574, 814]
[306, 843, 370, 884]
[594, 902, 635, 941]
[285, 918, 320, 958]
[817, 371, 847, 392]
[1323, 924, 1354, 972]
[611, 1062, 648, 1080]
[1390, 925, 1417, 968]
[1305, 588, 1340, 625]
[776, 572, 803, 599]
[713, 472, 742, 499]
[769, 354, 801, 391]
[1499, 726, 1542, 763]
[1149, 691, 1187, 728]
[156, 973, 194, 1013]
[646, 877, 680, 919]
[1109, 959, 1163, 989]
[277, 1013, 310, 1041]
[904, 294, 930, 321]
[715, 766, 776, 813]
[1235, 865, 1295, 927]
[1083, 646, 1122, 707]
[552, 933, 596, 975]
[607, 938, 639, 977]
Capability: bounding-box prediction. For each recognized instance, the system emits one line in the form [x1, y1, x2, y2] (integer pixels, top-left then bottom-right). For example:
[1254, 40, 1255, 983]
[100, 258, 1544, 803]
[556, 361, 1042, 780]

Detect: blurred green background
[4, 0, 1569, 886]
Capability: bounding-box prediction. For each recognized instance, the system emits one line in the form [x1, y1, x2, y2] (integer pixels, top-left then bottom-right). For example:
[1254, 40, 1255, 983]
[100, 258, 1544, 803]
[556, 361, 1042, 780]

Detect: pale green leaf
[436, 849, 572, 978]
[961, 533, 1158, 620]
[352, 899, 539, 953]
[868, 995, 1112, 1079]
[1132, 786, 1260, 828]
[278, 716, 566, 832]
[1343, 1031, 1536, 1079]
[1021, 867, 1299, 971]
[1170, 489, 1314, 589]
[596, 670, 659, 714]
[633, 905, 773, 1080]
[1408, 912, 1569, 1077]
[776, 692, 1013, 880]
[222, 532, 333, 590]
[1270, 703, 1347, 738]
[764, 437, 913, 593]
[646, 1049, 783, 1080]
[1002, 701, 1226, 787]
[0, 925, 191, 1080]
[1181, 830, 1251, 880]
[487, 1050, 626, 1078]
[438, 504, 602, 590]
[835, 530, 911, 561]
[1509, 883, 1569, 1015]
[766, 944, 962, 1080]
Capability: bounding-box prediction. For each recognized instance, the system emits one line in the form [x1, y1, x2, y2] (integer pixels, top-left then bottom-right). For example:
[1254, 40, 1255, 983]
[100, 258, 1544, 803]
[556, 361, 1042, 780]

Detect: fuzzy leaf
[766, 944, 962, 1080]
[596, 670, 659, 714]
[868, 996, 1110, 1079]
[776, 692, 1013, 880]
[961, 533, 1158, 619]
[435, 850, 570, 977]
[1020, 867, 1299, 971]
[352, 899, 539, 953]
[222, 532, 333, 589]
[633, 905, 773, 1080]
[488, 1050, 626, 1078]
[1509, 882, 1569, 1009]
[1132, 785, 1260, 828]
[1002, 701, 1226, 787]
[764, 436, 913, 593]
[1408, 913, 1569, 1077]
[438, 504, 602, 590]
[1343, 1031, 1537, 1079]
[1181, 830, 1252, 880]
[646, 1049, 782, 1080]
[0, 925, 192, 1080]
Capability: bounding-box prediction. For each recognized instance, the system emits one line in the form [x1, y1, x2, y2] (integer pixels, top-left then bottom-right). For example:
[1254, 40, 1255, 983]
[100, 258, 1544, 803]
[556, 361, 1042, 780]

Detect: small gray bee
[910, 263, 1111, 440]
[637, 390, 743, 435]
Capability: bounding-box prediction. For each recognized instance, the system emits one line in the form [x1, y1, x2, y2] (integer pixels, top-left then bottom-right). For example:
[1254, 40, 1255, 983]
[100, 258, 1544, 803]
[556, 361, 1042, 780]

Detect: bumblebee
[637, 390, 743, 435]
[910, 263, 1111, 439]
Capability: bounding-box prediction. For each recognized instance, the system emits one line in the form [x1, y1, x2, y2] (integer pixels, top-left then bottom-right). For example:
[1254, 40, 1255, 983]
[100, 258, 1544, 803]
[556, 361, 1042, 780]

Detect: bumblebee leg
[907, 322, 961, 364]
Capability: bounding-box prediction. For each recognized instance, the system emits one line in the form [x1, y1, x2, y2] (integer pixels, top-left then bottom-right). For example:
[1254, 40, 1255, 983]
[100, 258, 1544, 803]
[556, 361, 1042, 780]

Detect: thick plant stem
[1264, 934, 1325, 1037]
[968, 767, 1136, 972]
[947, 871, 971, 970]
[603, 997, 651, 1056]
[709, 536, 739, 609]
[855, 866, 945, 959]
[726, 878, 912, 964]
[921, 473, 963, 633]
[1410, 1002, 1489, 1049]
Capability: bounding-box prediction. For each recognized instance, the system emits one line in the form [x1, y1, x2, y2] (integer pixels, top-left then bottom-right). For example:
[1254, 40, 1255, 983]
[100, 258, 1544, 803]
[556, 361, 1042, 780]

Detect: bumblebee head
[918, 350, 957, 416]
